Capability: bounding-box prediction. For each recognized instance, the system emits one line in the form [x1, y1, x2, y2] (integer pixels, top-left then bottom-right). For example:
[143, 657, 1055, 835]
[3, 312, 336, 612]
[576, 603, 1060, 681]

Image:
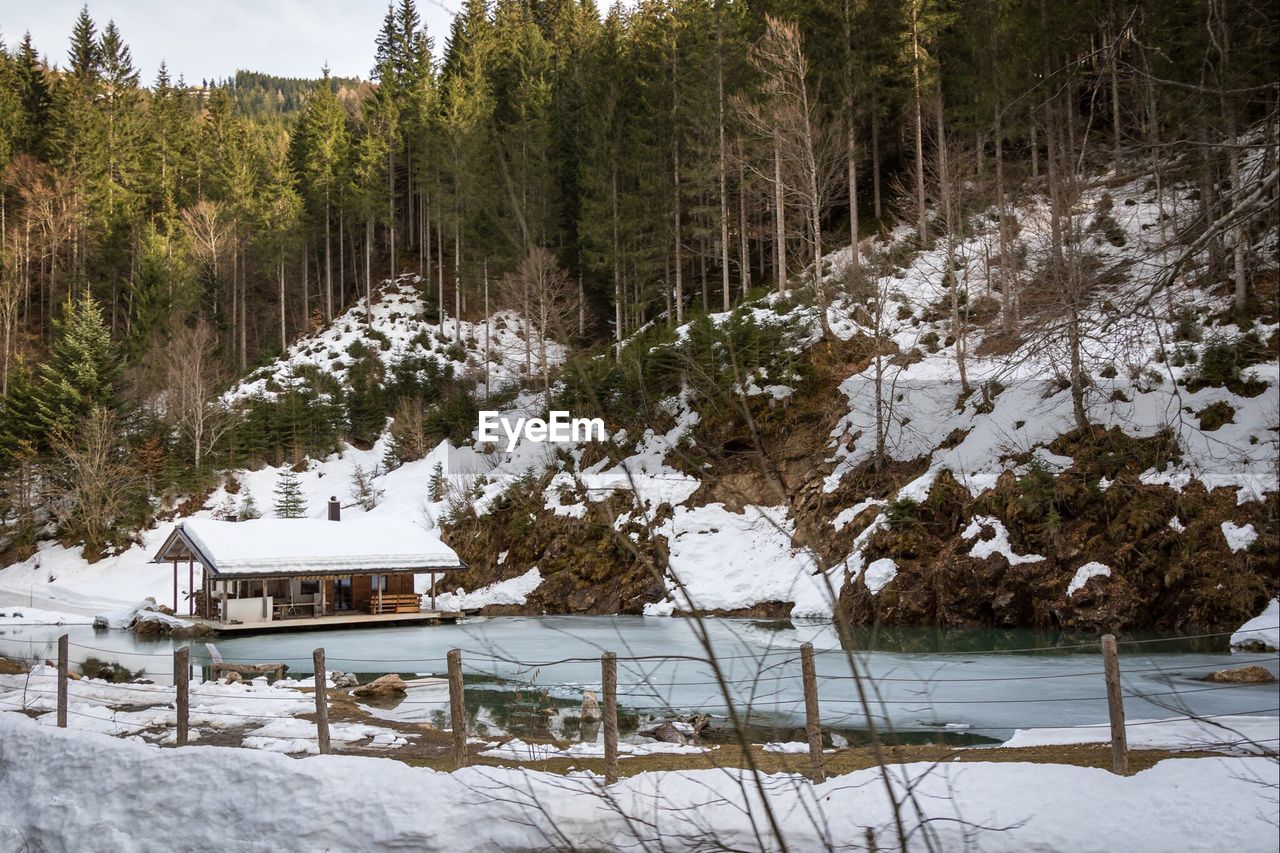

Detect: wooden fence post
[448, 648, 468, 769]
[313, 648, 331, 755]
[56, 634, 69, 728]
[1102, 634, 1128, 776]
[174, 646, 190, 746]
[602, 651, 619, 785]
[800, 642, 826, 783]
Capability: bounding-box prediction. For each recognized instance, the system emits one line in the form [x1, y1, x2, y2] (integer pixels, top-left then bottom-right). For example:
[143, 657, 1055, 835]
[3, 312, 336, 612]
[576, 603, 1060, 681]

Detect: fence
[26, 628, 1276, 783]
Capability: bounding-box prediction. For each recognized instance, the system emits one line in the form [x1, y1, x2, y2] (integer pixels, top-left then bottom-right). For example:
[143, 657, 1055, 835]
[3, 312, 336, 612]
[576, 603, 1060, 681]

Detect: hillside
[3, 136, 1275, 636]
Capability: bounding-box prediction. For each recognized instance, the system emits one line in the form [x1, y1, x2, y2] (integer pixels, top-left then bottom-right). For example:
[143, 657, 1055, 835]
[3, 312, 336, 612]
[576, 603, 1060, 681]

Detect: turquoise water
[2, 615, 1275, 742]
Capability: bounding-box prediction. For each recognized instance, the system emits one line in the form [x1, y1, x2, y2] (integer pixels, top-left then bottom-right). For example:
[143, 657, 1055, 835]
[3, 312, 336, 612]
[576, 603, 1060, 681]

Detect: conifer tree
[272, 468, 307, 518]
[31, 293, 116, 443]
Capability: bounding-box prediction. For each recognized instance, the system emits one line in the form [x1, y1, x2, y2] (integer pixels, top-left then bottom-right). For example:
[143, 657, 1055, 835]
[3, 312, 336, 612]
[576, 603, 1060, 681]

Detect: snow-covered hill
[1, 146, 1275, 634]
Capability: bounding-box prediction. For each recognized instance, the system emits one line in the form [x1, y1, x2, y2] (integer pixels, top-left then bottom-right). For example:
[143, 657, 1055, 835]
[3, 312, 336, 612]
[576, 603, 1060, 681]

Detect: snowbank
[1231, 599, 1280, 652]
[435, 568, 543, 611]
[0, 606, 94, 626]
[0, 712, 1275, 852]
[1002, 715, 1279, 754]
[643, 504, 821, 616]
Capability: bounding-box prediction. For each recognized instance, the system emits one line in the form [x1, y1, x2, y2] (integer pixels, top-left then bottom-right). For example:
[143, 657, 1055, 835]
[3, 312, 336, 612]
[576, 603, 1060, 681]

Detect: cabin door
[334, 577, 353, 611]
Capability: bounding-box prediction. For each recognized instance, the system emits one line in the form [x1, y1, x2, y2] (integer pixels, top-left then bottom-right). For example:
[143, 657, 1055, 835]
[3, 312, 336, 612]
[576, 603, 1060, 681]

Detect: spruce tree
[31, 294, 117, 443]
[273, 469, 307, 518]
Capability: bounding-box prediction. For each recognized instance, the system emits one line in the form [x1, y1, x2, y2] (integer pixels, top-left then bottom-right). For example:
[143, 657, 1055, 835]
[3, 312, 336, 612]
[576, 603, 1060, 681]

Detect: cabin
[151, 498, 465, 633]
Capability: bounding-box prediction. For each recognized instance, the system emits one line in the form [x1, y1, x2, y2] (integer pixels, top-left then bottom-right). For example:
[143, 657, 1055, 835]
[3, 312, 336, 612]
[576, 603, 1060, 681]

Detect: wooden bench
[368, 594, 422, 615]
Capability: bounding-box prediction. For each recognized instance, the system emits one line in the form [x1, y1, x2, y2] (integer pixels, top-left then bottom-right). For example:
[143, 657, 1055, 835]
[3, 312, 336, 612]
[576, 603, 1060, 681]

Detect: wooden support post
[448, 648, 468, 769]
[220, 585, 227, 624]
[56, 634, 69, 728]
[800, 642, 826, 783]
[188, 558, 194, 616]
[1102, 634, 1128, 776]
[174, 646, 190, 747]
[430, 572, 436, 611]
[261, 580, 268, 621]
[172, 559, 178, 613]
[602, 651, 619, 785]
[313, 648, 331, 755]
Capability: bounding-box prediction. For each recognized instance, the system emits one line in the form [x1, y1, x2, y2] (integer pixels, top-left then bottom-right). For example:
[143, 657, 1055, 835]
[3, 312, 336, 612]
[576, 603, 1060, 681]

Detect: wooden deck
[192, 611, 462, 635]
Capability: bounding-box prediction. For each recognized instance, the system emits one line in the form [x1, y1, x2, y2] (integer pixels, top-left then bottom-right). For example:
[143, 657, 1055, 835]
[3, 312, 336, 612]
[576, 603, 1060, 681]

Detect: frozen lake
[1, 616, 1275, 742]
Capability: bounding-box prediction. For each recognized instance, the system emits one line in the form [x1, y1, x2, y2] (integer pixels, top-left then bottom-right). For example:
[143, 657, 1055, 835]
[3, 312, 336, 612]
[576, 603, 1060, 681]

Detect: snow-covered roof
[152, 517, 464, 578]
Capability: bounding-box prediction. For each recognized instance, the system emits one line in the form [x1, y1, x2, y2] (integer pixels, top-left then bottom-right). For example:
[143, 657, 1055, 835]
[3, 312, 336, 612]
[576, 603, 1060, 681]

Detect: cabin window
[300, 581, 319, 596]
[372, 574, 388, 593]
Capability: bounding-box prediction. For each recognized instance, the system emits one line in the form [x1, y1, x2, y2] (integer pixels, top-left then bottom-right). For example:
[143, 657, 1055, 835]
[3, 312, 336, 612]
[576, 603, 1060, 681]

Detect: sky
[0, 0, 461, 84]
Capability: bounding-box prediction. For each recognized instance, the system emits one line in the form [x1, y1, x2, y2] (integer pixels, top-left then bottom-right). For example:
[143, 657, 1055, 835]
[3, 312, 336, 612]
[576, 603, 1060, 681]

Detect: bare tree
[741, 17, 841, 338]
[498, 248, 581, 401]
[45, 408, 143, 558]
[161, 318, 236, 473]
[181, 201, 231, 314]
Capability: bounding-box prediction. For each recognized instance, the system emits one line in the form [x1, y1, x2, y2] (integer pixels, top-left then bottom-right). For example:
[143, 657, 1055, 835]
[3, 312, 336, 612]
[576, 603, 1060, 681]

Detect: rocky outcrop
[1204, 666, 1276, 684]
[353, 674, 407, 699]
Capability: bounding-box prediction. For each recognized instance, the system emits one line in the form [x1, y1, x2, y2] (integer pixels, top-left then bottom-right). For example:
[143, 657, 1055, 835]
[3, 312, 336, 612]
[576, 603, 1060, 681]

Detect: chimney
[328, 497, 341, 522]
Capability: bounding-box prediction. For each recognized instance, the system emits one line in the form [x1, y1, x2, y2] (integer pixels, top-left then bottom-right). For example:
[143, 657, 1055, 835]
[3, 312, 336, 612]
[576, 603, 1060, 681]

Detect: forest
[0, 0, 1274, 558]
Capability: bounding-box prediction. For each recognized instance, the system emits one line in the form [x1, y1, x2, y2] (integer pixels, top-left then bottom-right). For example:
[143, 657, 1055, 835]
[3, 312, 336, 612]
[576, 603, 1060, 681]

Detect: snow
[241, 717, 413, 755]
[762, 741, 810, 754]
[480, 737, 710, 761]
[226, 275, 562, 405]
[1003, 715, 1280, 754]
[176, 516, 462, 575]
[831, 498, 885, 532]
[962, 516, 1046, 565]
[863, 558, 898, 595]
[1221, 522, 1258, 554]
[1, 712, 1276, 852]
[1066, 562, 1111, 597]
[0, 606, 94, 626]
[642, 504, 822, 615]
[1231, 599, 1280, 652]
[434, 568, 543, 611]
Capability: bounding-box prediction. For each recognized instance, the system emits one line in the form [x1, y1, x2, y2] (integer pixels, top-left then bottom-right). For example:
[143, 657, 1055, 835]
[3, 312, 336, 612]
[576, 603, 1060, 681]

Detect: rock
[93, 666, 116, 681]
[649, 722, 687, 745]
[331, 671, 359, 689]
[580, 689, 601, 722]
[353, 674, 407, 698]
[1204, 665, 1276, 684]
[92, 616, 109, 631]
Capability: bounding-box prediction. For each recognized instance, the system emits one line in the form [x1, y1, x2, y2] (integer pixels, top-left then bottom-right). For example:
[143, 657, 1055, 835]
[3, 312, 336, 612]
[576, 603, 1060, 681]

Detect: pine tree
[428, 461, 446, 501]
[31, 294, 117, 443]
[13, 33, 53, 157]
[272, 468, 307, 518]
[238, 490, 261, 520]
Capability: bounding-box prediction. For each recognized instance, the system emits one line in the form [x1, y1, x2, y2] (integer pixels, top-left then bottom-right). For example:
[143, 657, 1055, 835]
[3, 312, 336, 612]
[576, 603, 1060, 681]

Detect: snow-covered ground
[1, 711, 1276, 852]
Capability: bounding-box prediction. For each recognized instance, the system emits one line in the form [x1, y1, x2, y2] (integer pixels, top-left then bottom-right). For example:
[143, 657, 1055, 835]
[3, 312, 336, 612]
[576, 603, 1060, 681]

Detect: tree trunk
[717, 8, 731, 312]
[774, 130, 785, 294]
[325, 191, 333, 320]
[365, 216, 373, 327]
[871, 108, 882, 219]
[738, 160, 751, 299]
[911, 1, 928, 246]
